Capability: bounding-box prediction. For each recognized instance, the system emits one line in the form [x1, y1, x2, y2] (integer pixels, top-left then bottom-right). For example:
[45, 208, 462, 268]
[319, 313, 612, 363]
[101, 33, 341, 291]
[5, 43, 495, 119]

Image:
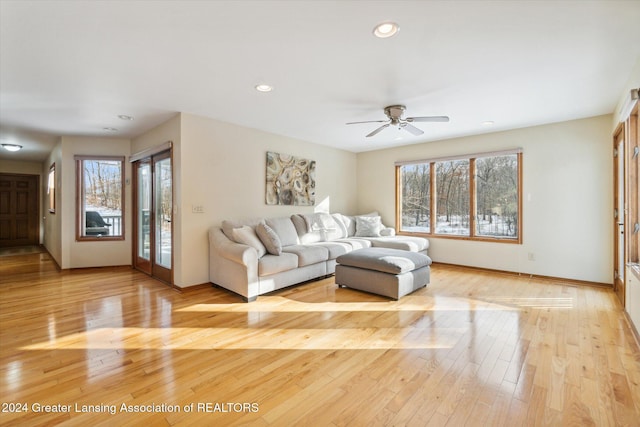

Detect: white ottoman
[335, 247, 432, 300]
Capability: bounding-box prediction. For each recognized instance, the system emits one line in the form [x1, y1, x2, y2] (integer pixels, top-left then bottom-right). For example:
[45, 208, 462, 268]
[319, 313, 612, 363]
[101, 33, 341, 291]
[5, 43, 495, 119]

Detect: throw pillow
[340, 214, 356, 236]
[303, 212, 336, 232]
[232, 226, 266, 258]
[256, 222, 282, 255]
[265, 217, 299, 247]
[354, 215, 382, 237]
[341, 212, 378, 236]
[331, 214, 348, 239]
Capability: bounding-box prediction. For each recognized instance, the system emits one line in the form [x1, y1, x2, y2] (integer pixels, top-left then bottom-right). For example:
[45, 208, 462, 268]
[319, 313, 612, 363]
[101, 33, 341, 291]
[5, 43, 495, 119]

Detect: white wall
[356, 115, 613, 284]
[0, 159, 42, 175]
[132, 113, 358, 288]
[59, 136, 132, 269]
[613, 55, 640, 127]
[131, 114, 182, 283]
[177, 113, 358, 287]
[42, 141, 62, 265]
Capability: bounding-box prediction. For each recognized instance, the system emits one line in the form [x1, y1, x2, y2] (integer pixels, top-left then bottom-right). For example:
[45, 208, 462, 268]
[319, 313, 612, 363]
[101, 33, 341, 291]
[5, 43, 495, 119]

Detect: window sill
[398, 231, 521, 244]
[76, 237, 125, 242]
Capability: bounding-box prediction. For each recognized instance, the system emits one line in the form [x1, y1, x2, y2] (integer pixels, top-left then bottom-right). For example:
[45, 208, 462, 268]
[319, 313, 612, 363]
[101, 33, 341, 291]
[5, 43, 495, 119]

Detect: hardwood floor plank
[1, 255, 639, 426]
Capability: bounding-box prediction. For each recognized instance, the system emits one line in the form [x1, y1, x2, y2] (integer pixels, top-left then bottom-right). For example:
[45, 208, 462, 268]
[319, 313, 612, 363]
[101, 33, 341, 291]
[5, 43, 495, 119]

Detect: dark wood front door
[0, 174, 39, 247]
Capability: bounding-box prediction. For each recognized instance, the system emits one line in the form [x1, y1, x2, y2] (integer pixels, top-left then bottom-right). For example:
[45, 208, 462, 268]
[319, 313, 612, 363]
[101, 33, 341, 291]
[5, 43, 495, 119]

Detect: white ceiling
[1, 0, 639, 162]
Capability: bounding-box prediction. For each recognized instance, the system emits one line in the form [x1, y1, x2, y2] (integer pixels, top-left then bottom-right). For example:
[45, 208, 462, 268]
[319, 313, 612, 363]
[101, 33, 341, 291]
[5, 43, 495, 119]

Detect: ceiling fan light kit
[346, 105, 449, 138]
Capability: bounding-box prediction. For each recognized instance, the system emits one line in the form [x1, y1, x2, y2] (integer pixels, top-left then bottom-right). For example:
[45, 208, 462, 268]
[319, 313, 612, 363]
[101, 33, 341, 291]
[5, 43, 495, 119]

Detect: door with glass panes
[133, 150, 172, 284]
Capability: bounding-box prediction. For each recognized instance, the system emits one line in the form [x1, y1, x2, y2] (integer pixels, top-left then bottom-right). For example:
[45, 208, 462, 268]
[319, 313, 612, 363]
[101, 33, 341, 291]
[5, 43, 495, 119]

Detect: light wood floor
[1, 251, 639, 426]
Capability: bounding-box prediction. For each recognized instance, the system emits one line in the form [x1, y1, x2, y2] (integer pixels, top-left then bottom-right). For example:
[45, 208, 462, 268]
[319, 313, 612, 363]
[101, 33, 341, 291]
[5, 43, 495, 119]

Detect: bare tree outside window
[396, 151, 521, 243]
[400, 163, 431, 233]
[475, 154, 518, 238]
[76, 156, 125, 240]
[435, 160, 470, 235]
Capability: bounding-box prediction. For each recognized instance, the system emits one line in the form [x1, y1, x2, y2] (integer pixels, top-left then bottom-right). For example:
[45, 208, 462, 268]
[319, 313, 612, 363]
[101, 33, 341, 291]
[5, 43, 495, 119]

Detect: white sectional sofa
[209, 212, 429, 302]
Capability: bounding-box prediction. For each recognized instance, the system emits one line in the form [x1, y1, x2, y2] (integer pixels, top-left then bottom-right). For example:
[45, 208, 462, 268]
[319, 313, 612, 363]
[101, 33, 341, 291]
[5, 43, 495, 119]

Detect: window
[475, 155, 519, 238]
[399, 163, 431, 233]
[435, 159, 470, 235]
[397, 150, 522, 243]
[76, 156, 125, 240]
[47, 163, 55, 213]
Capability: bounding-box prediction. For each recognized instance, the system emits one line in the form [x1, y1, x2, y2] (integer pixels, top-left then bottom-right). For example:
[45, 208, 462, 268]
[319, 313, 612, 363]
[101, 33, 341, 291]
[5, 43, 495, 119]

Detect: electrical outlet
[527, 252, 535, 261]
[192, 205, 205, 213]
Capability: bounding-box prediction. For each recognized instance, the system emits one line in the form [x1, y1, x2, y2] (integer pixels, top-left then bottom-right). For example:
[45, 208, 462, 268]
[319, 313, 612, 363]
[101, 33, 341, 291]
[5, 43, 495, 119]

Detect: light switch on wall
[192, 205, 205, 213]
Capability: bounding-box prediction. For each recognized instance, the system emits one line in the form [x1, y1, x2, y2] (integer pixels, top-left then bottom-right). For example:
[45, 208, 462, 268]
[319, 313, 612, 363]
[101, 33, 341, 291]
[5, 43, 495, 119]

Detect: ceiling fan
[346, 105, 449, 138]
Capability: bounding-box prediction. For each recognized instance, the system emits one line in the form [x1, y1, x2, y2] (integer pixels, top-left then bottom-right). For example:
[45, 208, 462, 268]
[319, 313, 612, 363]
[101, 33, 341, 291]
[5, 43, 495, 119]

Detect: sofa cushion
[256, 222, 282, 255]
[258, 253, 299, 276]
[355, 215, 382, 237]
[232, 225, 266, 258]
[336, 247, 432, 274]
[336, 238, 372, 250]
[303, 212, 336, 232]
[369, 236, 429, 252]
[266, 217, 300, 247]
[311, 241, 351, 259]
[282, 245, 329, 267]
[291, 214, 323, 244]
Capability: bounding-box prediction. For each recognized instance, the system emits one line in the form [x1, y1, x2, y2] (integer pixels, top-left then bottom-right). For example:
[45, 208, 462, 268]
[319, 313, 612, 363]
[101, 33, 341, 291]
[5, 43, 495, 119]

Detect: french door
[133, 150, 173, 284]
[613, 125, 626, 305]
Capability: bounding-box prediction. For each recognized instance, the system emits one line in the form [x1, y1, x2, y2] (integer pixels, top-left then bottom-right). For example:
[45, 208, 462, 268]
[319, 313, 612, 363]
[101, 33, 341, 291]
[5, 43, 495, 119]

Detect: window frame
[395, 150, 523, 244]
[75, 155, 125, 242]
[627, 103, 639, 267]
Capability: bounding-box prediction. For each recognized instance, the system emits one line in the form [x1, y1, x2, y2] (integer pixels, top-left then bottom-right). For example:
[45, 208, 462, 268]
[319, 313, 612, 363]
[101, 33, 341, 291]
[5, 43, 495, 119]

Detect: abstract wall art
[266, 151, 316, 205]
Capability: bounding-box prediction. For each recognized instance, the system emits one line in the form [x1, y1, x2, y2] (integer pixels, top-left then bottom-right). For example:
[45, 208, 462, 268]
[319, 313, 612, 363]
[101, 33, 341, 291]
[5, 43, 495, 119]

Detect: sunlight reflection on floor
[21, 326, 465, 351]
[176, 295, 521, 313]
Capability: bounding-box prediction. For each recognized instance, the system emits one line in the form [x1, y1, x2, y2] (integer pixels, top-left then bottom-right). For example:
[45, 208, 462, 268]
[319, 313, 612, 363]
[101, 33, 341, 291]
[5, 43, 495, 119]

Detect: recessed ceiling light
[103, 127, 118, 132]
[2, 143, 22, 152]
[255, 84, 273, 92]
[481, 121, 495, 126]
[373, 21, 400, 38]
[118, 115, 134, 121]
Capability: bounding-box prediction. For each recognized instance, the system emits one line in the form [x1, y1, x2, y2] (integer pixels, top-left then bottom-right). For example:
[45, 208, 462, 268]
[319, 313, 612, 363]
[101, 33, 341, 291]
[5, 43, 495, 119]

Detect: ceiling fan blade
[402, 123, 424, 136]
[346, 120, 388, 125]
[366, 123, 390, 137]
[406, 116, 450, 123]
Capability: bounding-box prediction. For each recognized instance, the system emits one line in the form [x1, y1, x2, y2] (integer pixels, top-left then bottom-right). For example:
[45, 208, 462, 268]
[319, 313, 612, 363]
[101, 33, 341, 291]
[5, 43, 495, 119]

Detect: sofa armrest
[380, 227, 396, 237]
[209, 227, 260, 301]
[215, 233, 259, 265]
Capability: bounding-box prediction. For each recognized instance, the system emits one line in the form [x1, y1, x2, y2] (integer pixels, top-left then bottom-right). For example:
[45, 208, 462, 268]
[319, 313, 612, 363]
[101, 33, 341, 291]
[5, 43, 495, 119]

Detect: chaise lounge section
[209, 212, 429, 301]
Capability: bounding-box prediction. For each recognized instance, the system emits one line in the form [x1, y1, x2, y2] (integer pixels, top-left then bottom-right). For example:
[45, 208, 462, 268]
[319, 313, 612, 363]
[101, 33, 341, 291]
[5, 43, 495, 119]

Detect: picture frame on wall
[265, 151, 316, 206]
